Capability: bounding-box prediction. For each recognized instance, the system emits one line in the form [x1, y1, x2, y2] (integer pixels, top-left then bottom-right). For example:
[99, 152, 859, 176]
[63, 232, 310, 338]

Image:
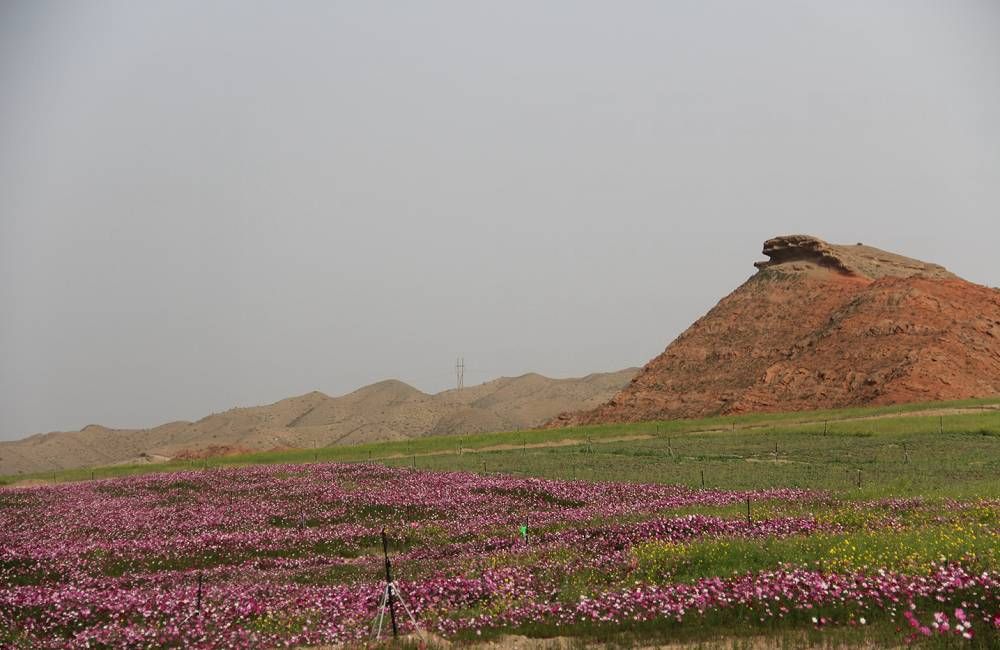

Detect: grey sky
[1, 1, 998, 440]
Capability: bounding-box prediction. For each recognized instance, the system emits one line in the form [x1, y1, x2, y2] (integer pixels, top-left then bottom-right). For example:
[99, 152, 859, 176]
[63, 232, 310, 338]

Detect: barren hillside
[555, 235, 1000, 426]
[0, 369, 637, 475]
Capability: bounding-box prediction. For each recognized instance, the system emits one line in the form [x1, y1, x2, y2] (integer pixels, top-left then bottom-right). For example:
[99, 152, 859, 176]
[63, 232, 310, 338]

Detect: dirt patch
[1, 479, 56, 490]
[478, 434, 653, 454]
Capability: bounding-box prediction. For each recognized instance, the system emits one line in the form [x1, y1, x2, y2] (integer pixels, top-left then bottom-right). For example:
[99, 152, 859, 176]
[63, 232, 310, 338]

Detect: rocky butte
[556, 235, 1000, 425]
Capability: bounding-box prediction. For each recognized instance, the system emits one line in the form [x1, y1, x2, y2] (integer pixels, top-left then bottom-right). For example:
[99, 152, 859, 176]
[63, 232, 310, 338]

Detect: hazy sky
[1, 1, 998, 440]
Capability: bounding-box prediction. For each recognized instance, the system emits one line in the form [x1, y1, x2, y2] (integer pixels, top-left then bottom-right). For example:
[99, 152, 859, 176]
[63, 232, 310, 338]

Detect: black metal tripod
[372, 527, 420, 640]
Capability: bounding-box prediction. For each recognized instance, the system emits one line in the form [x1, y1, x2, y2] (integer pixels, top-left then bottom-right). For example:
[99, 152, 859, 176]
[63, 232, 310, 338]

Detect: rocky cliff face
[555, 235, 1000, 425]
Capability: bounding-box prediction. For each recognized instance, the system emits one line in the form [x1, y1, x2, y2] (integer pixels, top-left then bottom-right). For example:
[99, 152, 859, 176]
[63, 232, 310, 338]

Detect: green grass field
[5, 397, 999, 501]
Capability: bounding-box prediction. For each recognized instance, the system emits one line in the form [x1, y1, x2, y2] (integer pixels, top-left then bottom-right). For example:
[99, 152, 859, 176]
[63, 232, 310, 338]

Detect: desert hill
[556, 235, 999, 425]
[0, 369, 637, 476]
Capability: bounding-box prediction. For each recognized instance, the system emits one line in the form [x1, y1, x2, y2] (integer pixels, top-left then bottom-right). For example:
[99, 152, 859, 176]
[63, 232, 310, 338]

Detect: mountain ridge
[0, 369, 638, 475]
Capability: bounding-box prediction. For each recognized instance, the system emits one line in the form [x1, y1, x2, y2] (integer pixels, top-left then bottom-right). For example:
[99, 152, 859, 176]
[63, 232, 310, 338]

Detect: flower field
[1, 462, 998, 648]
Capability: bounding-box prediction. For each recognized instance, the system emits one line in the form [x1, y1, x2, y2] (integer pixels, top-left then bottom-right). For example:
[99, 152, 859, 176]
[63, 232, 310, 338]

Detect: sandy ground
[299, 631, 900, 649]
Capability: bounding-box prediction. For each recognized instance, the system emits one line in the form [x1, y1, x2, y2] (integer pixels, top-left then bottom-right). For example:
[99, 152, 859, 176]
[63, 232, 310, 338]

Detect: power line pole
[456, 356, 465, 390]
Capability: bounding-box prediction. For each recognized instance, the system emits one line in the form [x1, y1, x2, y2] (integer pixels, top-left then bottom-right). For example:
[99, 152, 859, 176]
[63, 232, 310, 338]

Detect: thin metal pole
[374, 585, 388, 639]
[381, 528, 398, 638]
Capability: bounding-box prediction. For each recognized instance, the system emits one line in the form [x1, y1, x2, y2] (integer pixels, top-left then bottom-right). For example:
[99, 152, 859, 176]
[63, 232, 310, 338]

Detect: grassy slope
[5, 397, 999, 499]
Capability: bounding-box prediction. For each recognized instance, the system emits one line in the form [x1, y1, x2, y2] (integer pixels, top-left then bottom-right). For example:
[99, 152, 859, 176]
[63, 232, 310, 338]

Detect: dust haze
[2, 1, 999, 441]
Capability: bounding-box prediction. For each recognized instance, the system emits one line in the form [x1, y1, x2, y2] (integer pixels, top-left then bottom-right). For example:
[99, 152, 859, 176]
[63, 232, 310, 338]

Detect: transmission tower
[455, 356, 465, 390]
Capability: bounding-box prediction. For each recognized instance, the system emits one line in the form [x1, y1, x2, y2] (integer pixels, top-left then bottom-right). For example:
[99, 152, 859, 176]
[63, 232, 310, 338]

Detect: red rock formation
[555, 235, 1000, 425]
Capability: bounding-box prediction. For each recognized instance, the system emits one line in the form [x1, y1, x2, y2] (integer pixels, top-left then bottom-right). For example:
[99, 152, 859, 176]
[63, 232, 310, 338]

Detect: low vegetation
[3, 397, 999, 495]
[1, 398, 998, 647]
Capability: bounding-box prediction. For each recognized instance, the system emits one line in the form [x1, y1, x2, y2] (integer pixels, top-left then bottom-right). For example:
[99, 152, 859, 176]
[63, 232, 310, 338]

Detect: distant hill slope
[0, 369, 637, 475]
[554, 235, 1000, 426]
